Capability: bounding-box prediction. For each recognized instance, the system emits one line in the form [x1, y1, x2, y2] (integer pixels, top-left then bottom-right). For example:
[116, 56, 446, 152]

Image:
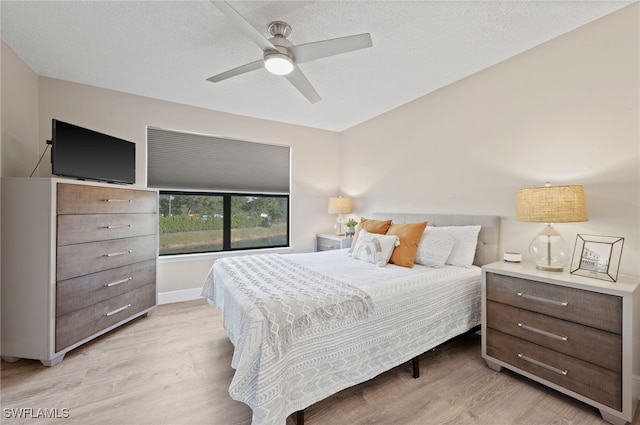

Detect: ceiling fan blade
[289, 33, 372, 64]
[211, 1, 276, 52]
[284, 67, 321, 104]
[207, 59, 264, 83]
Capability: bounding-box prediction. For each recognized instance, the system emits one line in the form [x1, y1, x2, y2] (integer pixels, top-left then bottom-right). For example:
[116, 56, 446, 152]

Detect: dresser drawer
[57, 183, 157, 215]
[486, 272, 622, 333]
[57, 235, 157, 281]
[486, 328, 621, 410]
[57, 213, 157, 246]
[56, 259, 156, 317]
[56, 283, 155, 352]
[486, 300, 621, 372]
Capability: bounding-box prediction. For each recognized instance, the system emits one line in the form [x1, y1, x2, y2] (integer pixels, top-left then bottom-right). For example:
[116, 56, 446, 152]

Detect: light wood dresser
[481, 261, 639, 425]
[1, 178, 158, 366]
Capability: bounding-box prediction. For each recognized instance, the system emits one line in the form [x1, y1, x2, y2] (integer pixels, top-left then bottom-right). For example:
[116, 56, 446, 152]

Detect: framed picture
[570, 234, 624, 282]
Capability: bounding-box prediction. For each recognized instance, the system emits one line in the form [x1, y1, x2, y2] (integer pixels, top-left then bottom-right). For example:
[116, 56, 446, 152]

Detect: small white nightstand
[316, 234, 352, 251]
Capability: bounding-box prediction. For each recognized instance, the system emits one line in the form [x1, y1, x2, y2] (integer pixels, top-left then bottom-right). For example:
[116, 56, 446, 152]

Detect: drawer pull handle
[518, 353, 568, 376]
[104, 304, 132, 317]
[104, 277, 132, 287]
[104, 199, 133, 203]
[518, 322, 568, 341]
[105, 224, 133, 229]
[517, 292, 568, 307]
[105, 250, 133, 257]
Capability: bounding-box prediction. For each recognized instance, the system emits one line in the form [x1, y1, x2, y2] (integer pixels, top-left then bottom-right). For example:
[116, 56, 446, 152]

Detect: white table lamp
[328, 197, 352, 236]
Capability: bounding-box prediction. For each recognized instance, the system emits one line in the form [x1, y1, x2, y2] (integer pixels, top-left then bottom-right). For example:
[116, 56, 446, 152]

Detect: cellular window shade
[147, 127, 290, 193]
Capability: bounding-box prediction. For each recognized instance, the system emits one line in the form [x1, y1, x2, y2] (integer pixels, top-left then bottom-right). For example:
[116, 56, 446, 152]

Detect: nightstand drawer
[486, 272, 622, 333]
[317, 234, 351, 251]
[318, 238, 341, 251]
[487, 300, 621, 372]
[486, 328, 621, 410]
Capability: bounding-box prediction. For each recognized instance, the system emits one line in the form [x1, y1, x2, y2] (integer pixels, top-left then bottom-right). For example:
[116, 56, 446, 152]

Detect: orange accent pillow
[349, 218, 393, 253]
[386, 222, 428, 267]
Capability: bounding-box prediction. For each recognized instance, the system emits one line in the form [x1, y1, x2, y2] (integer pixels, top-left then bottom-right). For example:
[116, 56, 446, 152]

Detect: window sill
[157, 246, 294, 264]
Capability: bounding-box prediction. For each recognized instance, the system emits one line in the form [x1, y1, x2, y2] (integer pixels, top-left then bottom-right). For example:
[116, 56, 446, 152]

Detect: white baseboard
[157, 288, 203, 305]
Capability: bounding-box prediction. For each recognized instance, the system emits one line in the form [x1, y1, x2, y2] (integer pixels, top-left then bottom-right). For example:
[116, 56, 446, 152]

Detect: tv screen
[51, 119, 136, 184]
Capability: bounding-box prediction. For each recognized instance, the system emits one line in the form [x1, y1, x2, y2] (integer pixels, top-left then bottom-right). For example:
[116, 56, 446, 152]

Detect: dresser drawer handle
[518, 353, 568, 376]
[105, 250, 133, 257]
[517, 292, 568, 307]
[518, 322, 568, 341]
[105, 224, 133, 229]
[104, 199, 133, 203]
[104, 304, 132, 317]
[104, 277, 132, 287]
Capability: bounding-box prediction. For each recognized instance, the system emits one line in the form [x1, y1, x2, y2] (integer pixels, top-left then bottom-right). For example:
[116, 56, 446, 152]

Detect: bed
[202, 213, 500, 425]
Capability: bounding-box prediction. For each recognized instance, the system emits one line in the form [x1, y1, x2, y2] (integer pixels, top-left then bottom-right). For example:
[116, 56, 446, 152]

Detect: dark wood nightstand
[481, 261, 639, 425]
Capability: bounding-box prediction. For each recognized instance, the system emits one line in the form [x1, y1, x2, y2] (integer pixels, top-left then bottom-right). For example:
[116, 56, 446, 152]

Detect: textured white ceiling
[1, 1, 632, 132]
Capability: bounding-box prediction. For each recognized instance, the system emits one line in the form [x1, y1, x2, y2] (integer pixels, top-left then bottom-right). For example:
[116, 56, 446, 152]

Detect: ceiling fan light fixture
[264, 52, 294, 75]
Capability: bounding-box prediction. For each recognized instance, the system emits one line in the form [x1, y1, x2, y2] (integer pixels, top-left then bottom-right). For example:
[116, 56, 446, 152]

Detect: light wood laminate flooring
[2, 299, 638, 425]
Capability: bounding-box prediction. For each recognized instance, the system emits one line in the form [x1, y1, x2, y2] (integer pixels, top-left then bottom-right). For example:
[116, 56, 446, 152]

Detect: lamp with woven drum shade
[516, 183, 588, 271]
[328, 196, 352, 236]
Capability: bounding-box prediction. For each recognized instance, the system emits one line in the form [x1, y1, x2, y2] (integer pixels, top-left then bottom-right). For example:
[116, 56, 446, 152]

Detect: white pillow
[427, 225, 481, 267]
[414, 230, 455, 268]
[351, 229, 399, 267]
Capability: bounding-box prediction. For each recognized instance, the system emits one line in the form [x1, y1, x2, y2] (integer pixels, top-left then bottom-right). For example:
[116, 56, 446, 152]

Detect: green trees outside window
[159, 192, 289, 255]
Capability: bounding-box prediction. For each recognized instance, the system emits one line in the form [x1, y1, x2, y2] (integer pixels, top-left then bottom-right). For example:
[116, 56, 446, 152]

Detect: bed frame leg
[412, 355, 420, 378]
[296, 410, 304, 425]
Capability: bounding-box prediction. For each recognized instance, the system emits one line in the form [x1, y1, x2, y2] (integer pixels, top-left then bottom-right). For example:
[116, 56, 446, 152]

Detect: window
[230, 195, 289, 250]
[158, 192, 224, 255]
[148, 127, 291, 256]
[158, 192, 289, 256]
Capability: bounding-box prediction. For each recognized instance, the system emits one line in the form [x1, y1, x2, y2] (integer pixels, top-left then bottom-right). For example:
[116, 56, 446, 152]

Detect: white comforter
[202, 249, 482, 425]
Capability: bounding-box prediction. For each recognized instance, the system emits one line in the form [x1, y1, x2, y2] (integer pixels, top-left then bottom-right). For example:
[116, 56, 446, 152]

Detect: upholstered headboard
[372, 213, 501, 267]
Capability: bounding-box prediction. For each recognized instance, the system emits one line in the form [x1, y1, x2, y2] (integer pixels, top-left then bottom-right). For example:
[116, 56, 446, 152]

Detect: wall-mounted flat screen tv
[51, 119, 136, 184]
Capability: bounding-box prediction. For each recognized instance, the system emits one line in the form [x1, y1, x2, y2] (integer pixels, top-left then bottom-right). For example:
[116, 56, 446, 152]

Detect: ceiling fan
[207, 1, 373, 104]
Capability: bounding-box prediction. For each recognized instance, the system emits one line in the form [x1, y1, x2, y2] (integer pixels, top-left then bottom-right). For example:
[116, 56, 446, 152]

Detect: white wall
[340, 4, 639, 277]
[1, 41, 39, 177]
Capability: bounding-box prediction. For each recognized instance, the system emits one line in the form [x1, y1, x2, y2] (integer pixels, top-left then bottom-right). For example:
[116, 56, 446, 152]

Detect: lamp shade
[516, 185, 588, 223]
[328, 197, 352, 215]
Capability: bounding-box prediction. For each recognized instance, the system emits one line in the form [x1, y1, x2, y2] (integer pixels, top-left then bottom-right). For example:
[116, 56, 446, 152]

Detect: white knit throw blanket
[215, 254, 374, 357]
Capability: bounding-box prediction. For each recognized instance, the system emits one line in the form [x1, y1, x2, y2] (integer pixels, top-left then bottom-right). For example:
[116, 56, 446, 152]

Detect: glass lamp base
[529, 223, 570, 273]
[334, 215, 344, 236]
[535, 263, 564, 272]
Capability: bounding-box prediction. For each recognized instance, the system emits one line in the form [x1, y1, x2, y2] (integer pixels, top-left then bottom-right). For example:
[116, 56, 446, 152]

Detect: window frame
[158, 190, 290, 256]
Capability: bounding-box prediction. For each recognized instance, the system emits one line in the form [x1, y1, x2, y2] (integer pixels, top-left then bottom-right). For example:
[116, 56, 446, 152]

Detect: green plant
[345, 218, 358, 228]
